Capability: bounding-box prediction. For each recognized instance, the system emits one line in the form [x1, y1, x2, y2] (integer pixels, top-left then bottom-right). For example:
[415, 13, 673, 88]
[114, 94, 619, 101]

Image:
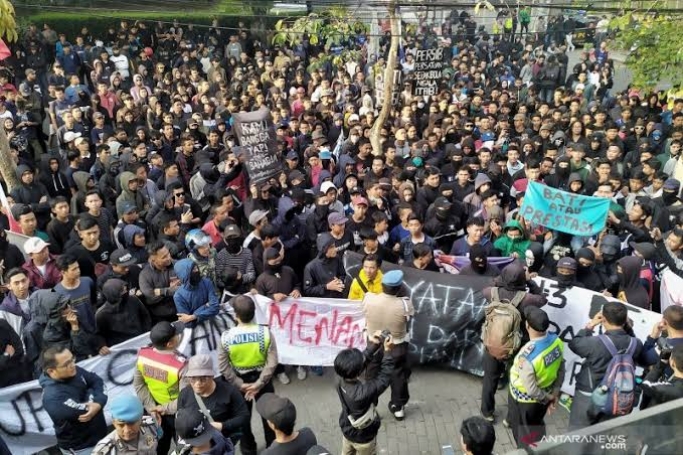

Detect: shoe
[297, 366, 307, 380]
[310, 366, 323, 376]
[482, 414, 495, 423]
[277, 372, 291, 385]
[559, 393, 573, 412]
[503, 418, 510, 428]
[393, 406, 405, 421]
[497, 379, 509, 391]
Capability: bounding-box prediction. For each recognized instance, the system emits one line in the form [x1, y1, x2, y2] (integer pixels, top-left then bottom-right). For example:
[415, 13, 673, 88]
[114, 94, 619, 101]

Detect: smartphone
[441, 445, 456, 455]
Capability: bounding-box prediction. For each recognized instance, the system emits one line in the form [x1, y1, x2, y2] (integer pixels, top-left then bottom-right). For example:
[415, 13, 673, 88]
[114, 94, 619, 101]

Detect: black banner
[232, 107, 282, 185]
[412, 47, 444, 97]
[344, 252, 488, 376]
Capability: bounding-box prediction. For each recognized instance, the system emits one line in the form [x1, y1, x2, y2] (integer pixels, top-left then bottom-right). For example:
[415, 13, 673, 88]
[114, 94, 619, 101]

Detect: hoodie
[123, 224, 149, 263]
[95, 278, 151, 346]
[302, 233, 347, 298]
[617, 256, 650, 309]
[70, 171, 93, 214]
[10, 164, 51, 227]
[39, 366, 108, 451]
[116, 171, 148, 218]
[173, 258, 220, 326]
[494, 219, 531, 258]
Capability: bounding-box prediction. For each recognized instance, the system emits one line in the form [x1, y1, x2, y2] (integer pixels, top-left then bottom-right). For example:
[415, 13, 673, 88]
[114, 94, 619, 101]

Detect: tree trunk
[0, 127, 19, 193]
[370, 0, 400, 156]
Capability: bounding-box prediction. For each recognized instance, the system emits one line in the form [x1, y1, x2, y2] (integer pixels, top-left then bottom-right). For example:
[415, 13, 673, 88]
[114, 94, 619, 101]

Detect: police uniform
[93, 394, 160, 455]
[92, 416, 159, 455]
[219, 322, 278, 455]
[133, 322, 188, 455]
[508, 333, 565, 448]
[362, 270, 414, 420]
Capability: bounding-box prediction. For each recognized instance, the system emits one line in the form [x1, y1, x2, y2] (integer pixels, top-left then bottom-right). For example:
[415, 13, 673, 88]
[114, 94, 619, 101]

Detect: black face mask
[435, 208, 449, 221]
[226, 238, 241, 254]
[556, 272, 576, 288]
[0, 235, 7, 248]
[556, 166, 570, 178]
[663, 192, 678, 205]
[189, 270, 201, 286]
[471, 258, 487, 273]
[316, 202, 330, 216]
[577, 264, 593, 275]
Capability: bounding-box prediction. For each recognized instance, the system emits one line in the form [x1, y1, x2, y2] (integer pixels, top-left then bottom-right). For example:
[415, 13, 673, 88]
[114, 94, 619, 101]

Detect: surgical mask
[189, 270, 201, 286]
[350, 135, 359, 144]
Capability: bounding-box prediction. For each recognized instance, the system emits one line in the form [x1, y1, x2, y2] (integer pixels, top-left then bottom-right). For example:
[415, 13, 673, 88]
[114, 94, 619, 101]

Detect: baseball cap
[327, 212, 348, 225]
[557, 257, 577, 271]
[256, 393, 297, 430]
[223, 223, 242, 239]
[248, 209, 269, 227]
[24, 237, 50, 255]
[122, 202, 138, 215]
[150, 321, 185, 346]
[352, 195, 368, 206]
[110, 249, 137, 267]
[629, 241, 656, 261]
[664, 178, 681, 191]
[285, 150, 299, 160]
[348, 114, 360, 123]
[524, 307, 550, 332]
[185, 354, 215, 377]
[175, 408, 215, 446]
[288, 169, 305, 183]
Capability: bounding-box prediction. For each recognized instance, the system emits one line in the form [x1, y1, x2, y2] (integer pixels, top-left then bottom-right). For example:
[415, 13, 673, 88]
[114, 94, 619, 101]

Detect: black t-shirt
[262, 427, 317, 455]
[177, 380, 248, 439]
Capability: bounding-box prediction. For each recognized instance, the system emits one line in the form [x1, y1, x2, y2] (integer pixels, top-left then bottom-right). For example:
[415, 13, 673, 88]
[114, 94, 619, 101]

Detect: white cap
[348, 114, 360, 122]
[24, 237, 50, 255]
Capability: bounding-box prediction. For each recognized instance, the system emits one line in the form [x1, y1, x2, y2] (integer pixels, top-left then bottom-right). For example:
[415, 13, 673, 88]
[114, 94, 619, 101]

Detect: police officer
[218, 295, 278, 455]
[93, 394, 160, 454]
[362, 269, 414, 420]
[507, 307, 564, 448]
[133, 321, 188, 455]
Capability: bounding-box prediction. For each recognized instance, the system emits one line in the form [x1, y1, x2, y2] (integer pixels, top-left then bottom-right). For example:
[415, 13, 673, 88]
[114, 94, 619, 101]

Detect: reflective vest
[509, 334, 564, 403]
[136, 347, 187, 405]
[221, 324, 271, 373]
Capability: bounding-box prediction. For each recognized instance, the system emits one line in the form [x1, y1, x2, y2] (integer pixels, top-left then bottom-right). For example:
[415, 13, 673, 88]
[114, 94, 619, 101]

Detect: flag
[0, 40, 11, 61]
[0, 184, 20, 232]
[332, 128, 344, 160]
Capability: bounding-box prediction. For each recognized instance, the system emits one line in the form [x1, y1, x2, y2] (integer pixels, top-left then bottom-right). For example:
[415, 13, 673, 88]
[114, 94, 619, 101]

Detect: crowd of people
[0, 5, 681, 455]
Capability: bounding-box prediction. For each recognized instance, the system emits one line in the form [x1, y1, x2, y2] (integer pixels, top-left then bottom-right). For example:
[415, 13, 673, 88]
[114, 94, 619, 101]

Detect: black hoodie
[95, 278, 151, 346]
[617, 256, 650, 309]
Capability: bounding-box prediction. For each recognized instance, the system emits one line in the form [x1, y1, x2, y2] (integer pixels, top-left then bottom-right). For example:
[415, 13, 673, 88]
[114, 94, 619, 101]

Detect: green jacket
[494, 219, 531, 258]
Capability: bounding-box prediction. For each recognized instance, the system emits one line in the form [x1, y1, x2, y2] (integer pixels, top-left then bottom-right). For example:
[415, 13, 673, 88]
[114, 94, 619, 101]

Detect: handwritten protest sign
[519, 181, 610, 236]
[232, 107, 281, 185]
[374, 68, 402, 107]
[412, 47, 444, 97]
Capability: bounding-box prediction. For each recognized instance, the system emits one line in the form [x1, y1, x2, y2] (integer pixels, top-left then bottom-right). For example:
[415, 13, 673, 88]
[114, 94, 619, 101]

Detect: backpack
[481, 287, 525, 360]
[590, 335, 637, 417]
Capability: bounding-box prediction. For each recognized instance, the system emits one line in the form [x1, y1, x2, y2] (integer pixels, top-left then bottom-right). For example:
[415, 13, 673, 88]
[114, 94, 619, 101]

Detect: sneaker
[310, 366, 324, 376]
[503, 418, 510, 428]
[296, 366, 307, 380]
[482, 414, 495, 423]
[393, 406, 405, 420]
[277, 372, 290, 385]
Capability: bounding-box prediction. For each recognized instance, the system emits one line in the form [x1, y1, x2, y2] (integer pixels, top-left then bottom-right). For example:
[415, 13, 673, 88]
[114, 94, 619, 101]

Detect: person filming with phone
[334, 330, 395, 455]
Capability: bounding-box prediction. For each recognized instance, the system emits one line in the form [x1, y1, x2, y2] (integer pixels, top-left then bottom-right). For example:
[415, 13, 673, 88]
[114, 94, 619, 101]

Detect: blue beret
[382, 270, 404, 286]
[110, 395, 144, 422]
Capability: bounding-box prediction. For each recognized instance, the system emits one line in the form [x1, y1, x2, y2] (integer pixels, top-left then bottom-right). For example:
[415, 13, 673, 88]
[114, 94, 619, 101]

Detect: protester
[40, 346, 109, 455]
[255, 393, 318, 455]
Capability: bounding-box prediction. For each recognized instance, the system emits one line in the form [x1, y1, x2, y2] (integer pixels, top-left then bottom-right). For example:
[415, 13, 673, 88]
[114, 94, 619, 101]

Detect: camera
[658, 337, 673, 361]
[379, 329, 392, 342]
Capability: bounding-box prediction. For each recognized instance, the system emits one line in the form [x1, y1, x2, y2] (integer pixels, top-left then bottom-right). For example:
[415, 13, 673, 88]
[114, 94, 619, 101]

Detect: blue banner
[519, 181, 610, 236]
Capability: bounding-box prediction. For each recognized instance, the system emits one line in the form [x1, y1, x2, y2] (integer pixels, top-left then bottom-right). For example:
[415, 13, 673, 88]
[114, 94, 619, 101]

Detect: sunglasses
[174, 192, 185, 197]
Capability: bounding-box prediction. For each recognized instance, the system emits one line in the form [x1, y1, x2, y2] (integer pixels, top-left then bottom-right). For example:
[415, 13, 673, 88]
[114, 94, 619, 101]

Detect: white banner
[660, 269, 683, 311]
[0, 287, 663, 453]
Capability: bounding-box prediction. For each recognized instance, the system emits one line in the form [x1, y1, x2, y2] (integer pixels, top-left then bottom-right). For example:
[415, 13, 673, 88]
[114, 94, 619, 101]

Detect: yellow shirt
[348, 269, 383, 300]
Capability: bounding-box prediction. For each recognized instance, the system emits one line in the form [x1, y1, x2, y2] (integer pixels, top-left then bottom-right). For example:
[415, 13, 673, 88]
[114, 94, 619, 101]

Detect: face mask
[471, 258, 487, 273]
[556, 166, 570, 178]
[663, 192, 678, 205]
[435, 208, 449, 221]
[316, 202, 330, 215]
[350, 135, 359, 144]
[577, 263, 593, 274]
[189, 271, 201, 286]
[226, 238, 241, 254]
[602, 253, 615, 263]
[556, 272, 575, 288]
